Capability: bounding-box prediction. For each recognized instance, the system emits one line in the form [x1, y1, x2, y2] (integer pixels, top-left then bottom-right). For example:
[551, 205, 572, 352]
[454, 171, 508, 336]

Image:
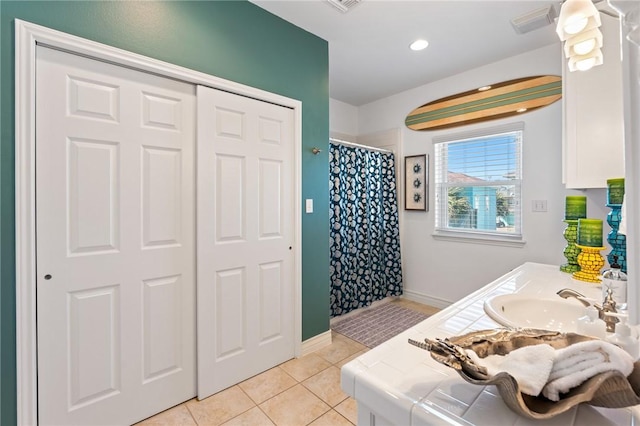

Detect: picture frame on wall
[405, 154, 428, 211]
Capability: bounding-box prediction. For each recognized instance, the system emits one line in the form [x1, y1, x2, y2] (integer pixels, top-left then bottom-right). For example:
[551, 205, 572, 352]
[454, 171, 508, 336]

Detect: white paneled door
[36, 46, 196, 425]
[197, 86, 295, 398]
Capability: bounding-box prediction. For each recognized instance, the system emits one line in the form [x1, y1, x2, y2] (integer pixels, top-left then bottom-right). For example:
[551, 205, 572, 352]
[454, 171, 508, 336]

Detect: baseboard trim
[402, 289, 452, 310]
[300, 330, 332, 357]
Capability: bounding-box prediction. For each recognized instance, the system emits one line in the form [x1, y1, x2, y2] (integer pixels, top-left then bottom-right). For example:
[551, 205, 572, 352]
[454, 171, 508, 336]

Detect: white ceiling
[251, 0, 563, 106]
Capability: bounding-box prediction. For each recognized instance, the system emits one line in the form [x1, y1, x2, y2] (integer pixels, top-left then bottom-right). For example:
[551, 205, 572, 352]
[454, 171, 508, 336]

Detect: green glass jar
[565, 195, 587, 220]
[578, 218, 603, 247]
[607, 178, 625, 206]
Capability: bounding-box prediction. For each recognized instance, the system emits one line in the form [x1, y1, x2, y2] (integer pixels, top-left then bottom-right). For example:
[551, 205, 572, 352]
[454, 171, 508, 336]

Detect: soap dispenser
[607, 313, 639, 360]
[602, 256, 628, 310]
[577, 306, 607, 339]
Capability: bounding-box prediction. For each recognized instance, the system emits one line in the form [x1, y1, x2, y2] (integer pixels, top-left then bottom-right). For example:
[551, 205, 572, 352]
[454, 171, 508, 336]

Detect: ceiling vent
[511, 4, 558, 34]
[326, 0, 361, 13]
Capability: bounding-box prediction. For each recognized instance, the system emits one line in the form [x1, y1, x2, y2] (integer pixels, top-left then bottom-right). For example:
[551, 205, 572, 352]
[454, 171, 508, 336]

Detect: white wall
[329, 98, 358, 140]
[356, 44, 609, 307]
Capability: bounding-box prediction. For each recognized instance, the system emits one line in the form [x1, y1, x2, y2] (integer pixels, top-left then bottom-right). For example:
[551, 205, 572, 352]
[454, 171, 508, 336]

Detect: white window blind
[434, 123, 523, 240]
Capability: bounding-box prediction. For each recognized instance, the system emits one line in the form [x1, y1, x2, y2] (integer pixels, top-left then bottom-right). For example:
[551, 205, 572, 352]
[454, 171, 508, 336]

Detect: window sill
[432, 230, 526, 248]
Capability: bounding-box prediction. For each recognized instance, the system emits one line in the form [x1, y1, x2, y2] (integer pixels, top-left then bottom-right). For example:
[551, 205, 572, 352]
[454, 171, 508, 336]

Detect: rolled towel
[548, 351, 604, 381]
[542, 340, 635, 401]
[465, 344, 555, 396]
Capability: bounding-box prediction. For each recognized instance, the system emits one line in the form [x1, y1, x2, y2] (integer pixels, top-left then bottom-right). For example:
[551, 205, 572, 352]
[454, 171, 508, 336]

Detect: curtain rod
[329, 138, 393, 153]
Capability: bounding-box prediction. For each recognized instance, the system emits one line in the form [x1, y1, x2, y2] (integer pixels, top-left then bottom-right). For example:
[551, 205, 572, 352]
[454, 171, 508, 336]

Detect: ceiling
[250, 0, 563, 106]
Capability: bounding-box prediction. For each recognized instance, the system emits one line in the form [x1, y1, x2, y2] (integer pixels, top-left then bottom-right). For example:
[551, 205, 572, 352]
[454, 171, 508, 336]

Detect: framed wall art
[405, 154, 428, 211]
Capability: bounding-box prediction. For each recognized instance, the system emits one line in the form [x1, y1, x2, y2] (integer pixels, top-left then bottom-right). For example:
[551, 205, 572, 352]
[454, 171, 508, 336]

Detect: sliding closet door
[197, 86, 295, 398]
[36, 46, 196, 425]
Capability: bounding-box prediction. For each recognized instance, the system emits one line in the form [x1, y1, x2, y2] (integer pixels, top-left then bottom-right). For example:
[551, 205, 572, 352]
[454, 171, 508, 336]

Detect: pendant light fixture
[568, 49, 603, 71]
[564, 27, 603, 56]
[556, 0, 601, 40]
[557, 0, 604, 71]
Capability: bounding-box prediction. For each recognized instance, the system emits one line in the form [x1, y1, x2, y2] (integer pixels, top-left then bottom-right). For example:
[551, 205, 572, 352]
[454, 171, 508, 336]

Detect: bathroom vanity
[340, 263, 640, 425]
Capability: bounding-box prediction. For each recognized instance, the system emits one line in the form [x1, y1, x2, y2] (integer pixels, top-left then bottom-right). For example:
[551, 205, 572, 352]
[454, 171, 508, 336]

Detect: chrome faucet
[557, 288, 619, 333]
[556, 288, 594, 307]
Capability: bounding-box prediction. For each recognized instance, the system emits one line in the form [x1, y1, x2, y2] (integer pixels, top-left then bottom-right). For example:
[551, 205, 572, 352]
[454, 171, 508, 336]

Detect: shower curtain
[329, 142, 403, 317]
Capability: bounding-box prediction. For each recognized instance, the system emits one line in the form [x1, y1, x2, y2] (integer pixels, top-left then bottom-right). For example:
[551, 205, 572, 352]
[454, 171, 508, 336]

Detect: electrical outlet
[532, 200, 548, 212]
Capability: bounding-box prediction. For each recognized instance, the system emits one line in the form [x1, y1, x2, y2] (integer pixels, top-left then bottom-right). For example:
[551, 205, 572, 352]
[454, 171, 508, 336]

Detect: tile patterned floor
[137, 299, 439, 426]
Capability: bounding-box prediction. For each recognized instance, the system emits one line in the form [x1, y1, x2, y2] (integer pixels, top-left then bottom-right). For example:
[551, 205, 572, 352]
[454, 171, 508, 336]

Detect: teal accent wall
[0, 1, 330, 424]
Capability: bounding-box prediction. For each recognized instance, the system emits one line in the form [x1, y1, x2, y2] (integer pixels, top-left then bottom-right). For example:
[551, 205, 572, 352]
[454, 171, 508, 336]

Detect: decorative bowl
[409, 328, 640, 419]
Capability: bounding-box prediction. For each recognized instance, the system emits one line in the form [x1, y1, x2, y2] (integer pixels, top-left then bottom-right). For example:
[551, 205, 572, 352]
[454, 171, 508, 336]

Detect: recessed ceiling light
[410, 39, 429, 51]
[478, 85, 492, 91]
[517, 108, 528, 113]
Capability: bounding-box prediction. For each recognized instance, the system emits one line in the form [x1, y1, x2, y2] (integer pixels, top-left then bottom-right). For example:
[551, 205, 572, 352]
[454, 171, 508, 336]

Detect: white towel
[465, 340, 635, 401]
[465, 344, 555, 396]
[548, 351, 604, 381]
[542, 340, 635, 401]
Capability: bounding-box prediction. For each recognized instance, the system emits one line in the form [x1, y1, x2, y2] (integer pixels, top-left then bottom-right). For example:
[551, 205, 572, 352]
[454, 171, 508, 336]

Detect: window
[433, 123, 523, 243]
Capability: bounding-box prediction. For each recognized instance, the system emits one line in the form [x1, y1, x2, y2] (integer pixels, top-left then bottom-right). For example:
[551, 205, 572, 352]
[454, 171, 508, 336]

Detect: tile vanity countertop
[340, 262, 640, 426]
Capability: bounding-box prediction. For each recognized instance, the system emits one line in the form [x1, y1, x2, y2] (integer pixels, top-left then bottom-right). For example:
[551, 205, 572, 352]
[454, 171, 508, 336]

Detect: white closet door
[36, 46, 196, 425]
[197, 86, 295, 398]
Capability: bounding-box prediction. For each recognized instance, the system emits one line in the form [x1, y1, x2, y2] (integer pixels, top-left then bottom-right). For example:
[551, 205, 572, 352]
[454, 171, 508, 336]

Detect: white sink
[483, 294, 587, 332]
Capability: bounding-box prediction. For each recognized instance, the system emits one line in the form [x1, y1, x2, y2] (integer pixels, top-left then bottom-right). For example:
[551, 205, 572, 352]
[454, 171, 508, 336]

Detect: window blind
[434, 124, 523, 238]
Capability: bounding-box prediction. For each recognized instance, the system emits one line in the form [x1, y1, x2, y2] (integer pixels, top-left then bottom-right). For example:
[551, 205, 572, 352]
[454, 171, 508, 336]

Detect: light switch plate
[532, 200, 547, 212]
[306, 199, 313, 213]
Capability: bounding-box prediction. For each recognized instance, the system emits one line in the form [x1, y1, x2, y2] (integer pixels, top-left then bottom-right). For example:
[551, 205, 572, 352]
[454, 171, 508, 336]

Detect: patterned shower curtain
[329, 142, 403, 317]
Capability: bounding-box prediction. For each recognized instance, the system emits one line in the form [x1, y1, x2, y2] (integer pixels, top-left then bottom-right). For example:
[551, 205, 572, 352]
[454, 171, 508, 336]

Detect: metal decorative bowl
[409, 328, 640, 419]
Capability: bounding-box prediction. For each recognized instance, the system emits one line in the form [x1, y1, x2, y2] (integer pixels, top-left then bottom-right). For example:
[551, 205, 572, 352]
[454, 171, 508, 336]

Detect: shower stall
[328, 139, 403, 317]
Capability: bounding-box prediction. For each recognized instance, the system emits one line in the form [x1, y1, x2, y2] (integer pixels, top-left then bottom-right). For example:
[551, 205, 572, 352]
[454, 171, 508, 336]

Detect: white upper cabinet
[563, 14, 625, 189]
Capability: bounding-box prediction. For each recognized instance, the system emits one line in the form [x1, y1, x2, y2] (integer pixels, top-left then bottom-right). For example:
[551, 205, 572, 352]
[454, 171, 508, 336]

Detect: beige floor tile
[221, 406, 275, 426]
[331, 333, 367, 350]
[308, 409, 354, 426]
[238, 367, 297, 404]
[331, 330, 361, 344]
[334, 349, 369, 369]
[392, 298, 441, 316]
[259, 384, 330, 426]
[302, 366, 348, 407]
[315, 334, 367, 364]
[279, 353, 332, 382]
[136, 403, 196, 425]
[334, 397, 357, 425]
[186, 386, 255, 426]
